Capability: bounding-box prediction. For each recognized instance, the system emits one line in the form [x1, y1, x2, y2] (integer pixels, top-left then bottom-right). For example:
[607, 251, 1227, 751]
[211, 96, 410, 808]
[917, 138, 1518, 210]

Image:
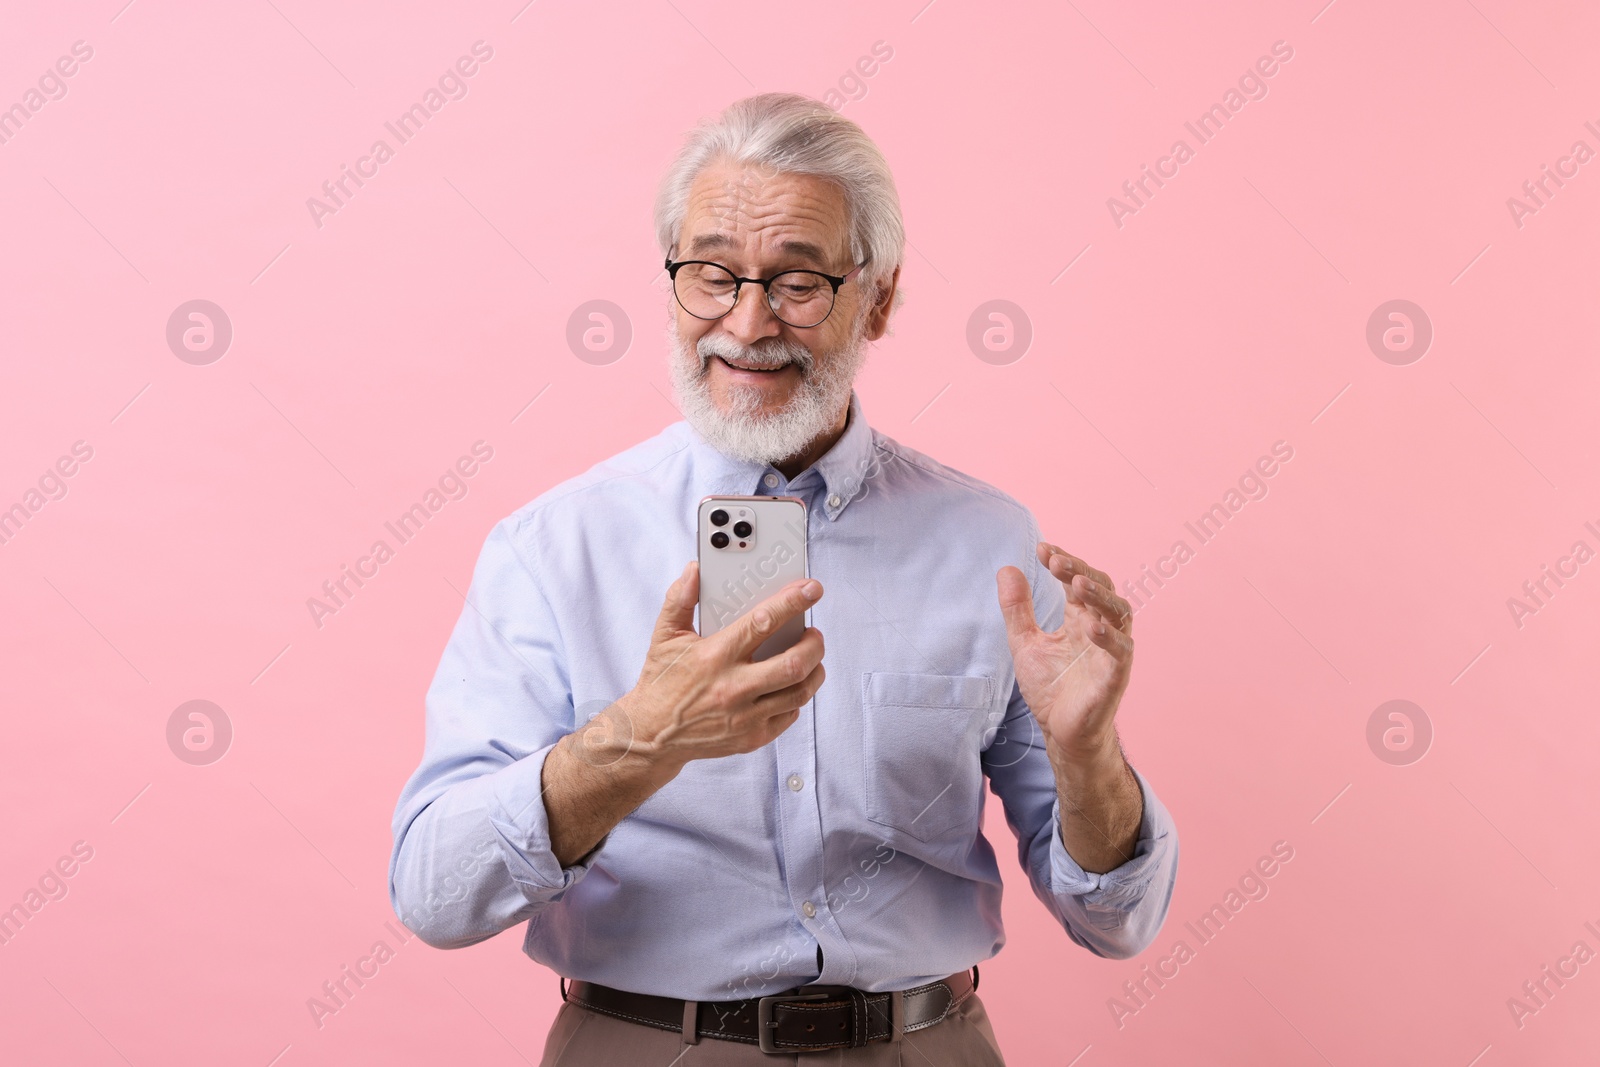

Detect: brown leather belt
[561, 964, 978, 1053]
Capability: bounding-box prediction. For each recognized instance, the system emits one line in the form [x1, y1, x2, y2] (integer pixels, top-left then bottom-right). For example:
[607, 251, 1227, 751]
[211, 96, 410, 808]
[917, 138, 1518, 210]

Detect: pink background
[3, 1, 1597, 1063]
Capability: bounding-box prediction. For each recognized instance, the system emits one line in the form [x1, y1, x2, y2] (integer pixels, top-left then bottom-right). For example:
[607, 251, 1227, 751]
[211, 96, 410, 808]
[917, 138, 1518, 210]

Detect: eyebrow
[681, 234, 837, 269]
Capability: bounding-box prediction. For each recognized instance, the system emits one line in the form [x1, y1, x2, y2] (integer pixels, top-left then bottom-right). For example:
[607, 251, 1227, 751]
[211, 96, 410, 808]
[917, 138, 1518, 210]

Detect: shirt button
[827, 494, 842, 508]
[764, 473, 779, 488]
[802, 901, 816, 918]
[787, 773, 804, 792]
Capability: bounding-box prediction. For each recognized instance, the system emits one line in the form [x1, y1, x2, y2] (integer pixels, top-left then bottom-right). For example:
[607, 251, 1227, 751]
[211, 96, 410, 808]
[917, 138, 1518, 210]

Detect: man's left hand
[996, 541, 1134, 766]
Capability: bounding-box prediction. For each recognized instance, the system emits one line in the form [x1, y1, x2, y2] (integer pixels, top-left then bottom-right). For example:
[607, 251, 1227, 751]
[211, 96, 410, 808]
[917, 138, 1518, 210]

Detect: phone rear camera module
[732, 520, 752, 538]
[710, 509, 729, 527]
[710, 531, 730, 549]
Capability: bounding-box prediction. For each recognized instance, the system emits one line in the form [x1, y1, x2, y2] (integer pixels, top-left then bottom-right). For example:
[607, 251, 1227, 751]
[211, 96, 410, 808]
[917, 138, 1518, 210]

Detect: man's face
[666, 161, 895, 466]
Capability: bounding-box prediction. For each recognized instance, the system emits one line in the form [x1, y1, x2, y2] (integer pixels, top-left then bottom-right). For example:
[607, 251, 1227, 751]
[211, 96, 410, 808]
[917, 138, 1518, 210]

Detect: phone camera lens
[732, 520, 752, 538]
[710, 509, 729, 527]
[710, 531, 729, 549]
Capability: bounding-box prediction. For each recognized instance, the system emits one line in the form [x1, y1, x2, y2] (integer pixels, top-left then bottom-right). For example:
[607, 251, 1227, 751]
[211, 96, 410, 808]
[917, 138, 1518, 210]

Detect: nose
[719, 280, 783, 344]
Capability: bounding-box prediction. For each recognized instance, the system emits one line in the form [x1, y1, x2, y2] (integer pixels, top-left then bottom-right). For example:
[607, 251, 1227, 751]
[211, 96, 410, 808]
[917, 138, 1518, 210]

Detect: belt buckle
[756, 991, 833, 1053]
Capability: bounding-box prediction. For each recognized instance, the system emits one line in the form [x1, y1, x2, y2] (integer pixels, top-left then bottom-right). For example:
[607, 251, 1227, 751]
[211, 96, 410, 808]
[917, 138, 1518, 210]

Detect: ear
[862, 264, 901, 341]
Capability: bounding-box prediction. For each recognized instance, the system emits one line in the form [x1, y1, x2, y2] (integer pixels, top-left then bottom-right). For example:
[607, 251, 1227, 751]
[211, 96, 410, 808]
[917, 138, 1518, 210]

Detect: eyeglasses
[664, 255, 869, 329]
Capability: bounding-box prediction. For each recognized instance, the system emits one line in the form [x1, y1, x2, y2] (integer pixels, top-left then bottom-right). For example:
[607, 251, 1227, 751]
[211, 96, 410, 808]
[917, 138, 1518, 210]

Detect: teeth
[720, 356, 784, 372]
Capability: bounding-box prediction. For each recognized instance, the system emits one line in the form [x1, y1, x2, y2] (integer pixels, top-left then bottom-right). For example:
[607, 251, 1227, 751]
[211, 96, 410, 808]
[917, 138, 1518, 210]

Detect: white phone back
[697, 495, 809, 661]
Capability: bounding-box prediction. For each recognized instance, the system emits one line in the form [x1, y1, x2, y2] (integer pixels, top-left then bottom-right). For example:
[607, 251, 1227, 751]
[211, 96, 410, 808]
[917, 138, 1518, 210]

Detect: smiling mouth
[715, 355, 794, 374]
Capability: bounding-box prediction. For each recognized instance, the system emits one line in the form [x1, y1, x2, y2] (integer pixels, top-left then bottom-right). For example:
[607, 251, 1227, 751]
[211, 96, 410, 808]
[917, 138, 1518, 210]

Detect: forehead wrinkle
[694, 223, 844, 271]
[680, 165, 850, 269]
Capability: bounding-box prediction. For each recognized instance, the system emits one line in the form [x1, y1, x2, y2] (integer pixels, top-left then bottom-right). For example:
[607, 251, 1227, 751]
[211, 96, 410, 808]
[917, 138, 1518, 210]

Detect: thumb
[996, 565, 1040, 646]
[654, 560, 699, 639]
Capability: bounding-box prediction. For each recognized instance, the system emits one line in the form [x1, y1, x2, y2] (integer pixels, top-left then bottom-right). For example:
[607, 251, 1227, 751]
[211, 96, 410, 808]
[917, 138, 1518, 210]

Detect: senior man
[389, 92, 1178, 1064]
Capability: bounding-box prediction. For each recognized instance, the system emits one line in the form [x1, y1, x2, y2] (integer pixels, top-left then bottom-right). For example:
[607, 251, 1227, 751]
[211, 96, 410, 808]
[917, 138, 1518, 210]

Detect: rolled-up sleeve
[982, 510, 1179, 960]
[388, 513, 609, 950]
[1043, 765, 1178, 959]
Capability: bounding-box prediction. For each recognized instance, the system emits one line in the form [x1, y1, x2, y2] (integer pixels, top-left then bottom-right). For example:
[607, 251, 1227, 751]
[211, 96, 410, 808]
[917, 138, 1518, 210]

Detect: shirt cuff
[1047, 763, 1171, 910]
[486, 741, 610, 905]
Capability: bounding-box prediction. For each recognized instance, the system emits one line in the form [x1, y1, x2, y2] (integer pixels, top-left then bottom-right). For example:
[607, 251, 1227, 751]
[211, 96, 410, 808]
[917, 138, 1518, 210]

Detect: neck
[775, 399, 850, 481]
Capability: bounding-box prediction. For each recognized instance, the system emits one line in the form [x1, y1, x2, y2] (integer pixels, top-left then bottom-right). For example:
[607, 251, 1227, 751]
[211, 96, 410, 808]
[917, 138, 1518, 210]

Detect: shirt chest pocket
[861, 671, 997, 843]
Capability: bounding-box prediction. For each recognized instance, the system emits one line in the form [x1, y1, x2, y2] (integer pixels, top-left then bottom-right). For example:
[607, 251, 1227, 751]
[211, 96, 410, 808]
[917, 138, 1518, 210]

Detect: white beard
[666, 308, 868, 467]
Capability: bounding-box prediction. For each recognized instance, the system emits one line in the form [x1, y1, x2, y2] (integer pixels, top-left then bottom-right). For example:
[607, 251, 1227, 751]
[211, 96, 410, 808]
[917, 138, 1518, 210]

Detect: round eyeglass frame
[664, 255, 869, 329]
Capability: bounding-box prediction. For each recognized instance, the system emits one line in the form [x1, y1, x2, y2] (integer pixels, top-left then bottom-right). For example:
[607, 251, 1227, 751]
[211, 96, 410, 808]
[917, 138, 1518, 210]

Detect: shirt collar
[686, 389, 876, 523]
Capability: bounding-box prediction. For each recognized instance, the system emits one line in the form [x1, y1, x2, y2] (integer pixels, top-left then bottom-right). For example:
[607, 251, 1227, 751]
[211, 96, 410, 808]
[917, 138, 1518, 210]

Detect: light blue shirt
[388, 389, 1179, 1000]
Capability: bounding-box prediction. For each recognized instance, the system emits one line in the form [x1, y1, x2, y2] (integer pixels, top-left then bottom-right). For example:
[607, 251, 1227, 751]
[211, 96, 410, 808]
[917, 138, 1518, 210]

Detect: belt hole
[804, 1023, 815, 1032]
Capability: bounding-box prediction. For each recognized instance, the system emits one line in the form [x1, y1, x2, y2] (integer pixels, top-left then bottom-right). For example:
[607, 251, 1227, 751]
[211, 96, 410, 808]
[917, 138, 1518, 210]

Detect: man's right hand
[619, 560, 826, 771]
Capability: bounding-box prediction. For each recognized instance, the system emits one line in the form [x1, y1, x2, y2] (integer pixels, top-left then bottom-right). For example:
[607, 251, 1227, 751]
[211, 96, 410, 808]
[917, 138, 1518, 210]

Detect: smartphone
[696, 495, 809, 661]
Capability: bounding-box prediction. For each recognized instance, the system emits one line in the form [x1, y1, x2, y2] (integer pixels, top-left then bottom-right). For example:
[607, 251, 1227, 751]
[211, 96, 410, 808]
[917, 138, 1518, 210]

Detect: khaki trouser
[537, 985, 1008, 1065]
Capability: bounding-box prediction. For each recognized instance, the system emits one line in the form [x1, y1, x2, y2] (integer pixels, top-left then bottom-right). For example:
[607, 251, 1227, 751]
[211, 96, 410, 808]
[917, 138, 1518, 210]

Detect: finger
[996, 565, 1040, 642]
[1083, 612, 1135, 663]
[1044, 551, 1122, 622]
[1042, 551, 1103, 620]
[1042, 542, 1113, 590]
[734, 626, 825, 698]
[1039, 541, 1115, 592]
[654, 560, 699, 639]
[760, 705, 805, 744]
[724, 577, 823, 660]
[752, 660, 827, 717]
[1068, 572, 1132, 629]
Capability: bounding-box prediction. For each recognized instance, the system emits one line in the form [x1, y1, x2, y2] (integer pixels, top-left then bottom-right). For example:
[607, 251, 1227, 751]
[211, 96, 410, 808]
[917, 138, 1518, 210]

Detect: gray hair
[654, 92, 906, 323]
